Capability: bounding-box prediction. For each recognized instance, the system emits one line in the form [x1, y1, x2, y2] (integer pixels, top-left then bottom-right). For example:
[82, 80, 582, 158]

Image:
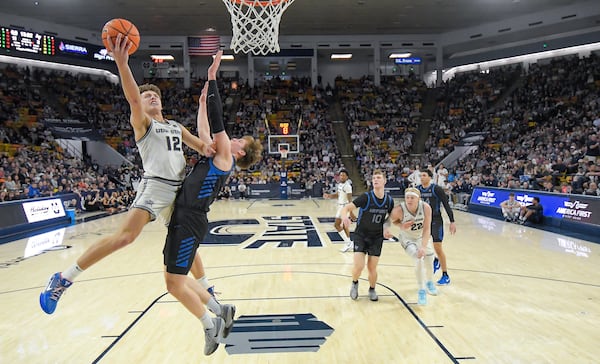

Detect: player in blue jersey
[340, 169, 394, 301]
[418, 169, 456, 285]
[162, 51, 263, 356]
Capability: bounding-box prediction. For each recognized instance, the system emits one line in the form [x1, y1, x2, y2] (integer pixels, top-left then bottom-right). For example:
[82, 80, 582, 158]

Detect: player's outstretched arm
[207, 51, 233, 169]
[197, 83, 212, 144]
[107, 34, 147, 137]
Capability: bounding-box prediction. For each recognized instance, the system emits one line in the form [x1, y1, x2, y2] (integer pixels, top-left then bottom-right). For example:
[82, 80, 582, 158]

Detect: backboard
[268, 134, 299, 154]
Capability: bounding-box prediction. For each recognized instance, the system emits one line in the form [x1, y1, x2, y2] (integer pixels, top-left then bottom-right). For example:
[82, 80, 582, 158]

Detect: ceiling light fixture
[389, 52, 412, 58]
[331, 53, 353, 59]
[151, 55, 174, 61]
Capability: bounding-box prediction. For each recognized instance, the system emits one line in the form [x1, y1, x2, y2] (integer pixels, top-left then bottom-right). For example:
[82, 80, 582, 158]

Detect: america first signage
[470, 187, 600, 227]
[557, 198, 599, 225]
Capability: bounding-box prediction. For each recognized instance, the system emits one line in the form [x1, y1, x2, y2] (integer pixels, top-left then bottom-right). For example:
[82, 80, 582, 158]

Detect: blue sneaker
[207, 286, 215, 297]
[417, 289, 427, 305]
[40, 272, 72, 314]
[426, 281, 438, 295]
[437, 275, 451, 286]
[433, 258, 440, 274]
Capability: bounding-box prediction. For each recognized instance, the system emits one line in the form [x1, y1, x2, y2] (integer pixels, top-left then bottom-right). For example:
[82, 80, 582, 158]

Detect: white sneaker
[340, 241, 354, 253]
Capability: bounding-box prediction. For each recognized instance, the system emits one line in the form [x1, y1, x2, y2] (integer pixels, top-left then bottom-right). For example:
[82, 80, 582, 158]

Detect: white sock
[338, 230, 350, 242]
[200, 312, 214, 330]
[207, 297, 222, 315]
[415, 258, 425, 290]
[197, 276, 211, 290]
[62, 264, 83, 282]
[424, 254, 434, 282]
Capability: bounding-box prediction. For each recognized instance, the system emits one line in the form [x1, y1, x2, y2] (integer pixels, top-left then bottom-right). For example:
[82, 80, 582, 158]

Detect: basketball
[101, 18, 140, 55]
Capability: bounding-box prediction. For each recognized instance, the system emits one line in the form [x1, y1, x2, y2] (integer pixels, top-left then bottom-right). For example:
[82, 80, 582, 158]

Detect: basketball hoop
[222, 0, 296, 55]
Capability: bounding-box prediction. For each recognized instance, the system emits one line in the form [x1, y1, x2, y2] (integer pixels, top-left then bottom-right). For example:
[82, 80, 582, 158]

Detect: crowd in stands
[339, 74, 427, 186]
[1, 51, 600, 213]
[227, 76, 345, 193]
[0, 65, 143, 210]
[425, 54, 600, 201]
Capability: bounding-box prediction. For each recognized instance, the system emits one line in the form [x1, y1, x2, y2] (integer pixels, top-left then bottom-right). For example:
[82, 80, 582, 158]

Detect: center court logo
[202, 216, 325, 248]
[223, 313, 334, 354]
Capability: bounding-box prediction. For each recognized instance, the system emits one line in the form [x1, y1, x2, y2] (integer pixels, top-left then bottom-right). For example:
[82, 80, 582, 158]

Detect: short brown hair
[236, 136, 263, 169]
[373, 169, 385, 179]
[139, 84, 161, 98]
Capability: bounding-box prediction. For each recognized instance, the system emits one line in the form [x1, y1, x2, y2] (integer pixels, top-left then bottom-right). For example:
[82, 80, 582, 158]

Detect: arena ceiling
[0, 0, 597, 38]
[0, 0, 599, 66]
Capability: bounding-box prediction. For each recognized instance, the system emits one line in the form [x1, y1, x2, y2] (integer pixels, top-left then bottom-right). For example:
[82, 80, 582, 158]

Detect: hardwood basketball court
[1, 198, 598, 363]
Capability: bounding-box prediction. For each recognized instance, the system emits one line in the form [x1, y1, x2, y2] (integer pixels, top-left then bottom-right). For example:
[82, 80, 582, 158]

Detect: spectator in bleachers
[450, 178, 472, 207]
[586, 133, 599, 162]
[583, 182, 600, 196]
[435, 163, 448, 188]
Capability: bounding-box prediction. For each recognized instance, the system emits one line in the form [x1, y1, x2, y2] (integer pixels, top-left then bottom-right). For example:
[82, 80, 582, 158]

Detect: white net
[222, 0, 296, 55]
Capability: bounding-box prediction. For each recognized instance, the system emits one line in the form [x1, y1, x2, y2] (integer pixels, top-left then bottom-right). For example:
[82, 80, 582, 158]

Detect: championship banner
[43, 118, 104, 141]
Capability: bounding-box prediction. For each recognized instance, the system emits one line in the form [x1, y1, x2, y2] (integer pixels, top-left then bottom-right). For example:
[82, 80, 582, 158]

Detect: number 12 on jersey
[166, 136, 181, 151]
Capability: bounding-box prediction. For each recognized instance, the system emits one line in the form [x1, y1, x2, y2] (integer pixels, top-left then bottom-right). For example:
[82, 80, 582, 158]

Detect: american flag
[187, 36, 220, 56]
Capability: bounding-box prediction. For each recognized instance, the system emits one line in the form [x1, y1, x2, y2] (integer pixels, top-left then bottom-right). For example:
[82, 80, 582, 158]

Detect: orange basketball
[101, 18, 140, 55]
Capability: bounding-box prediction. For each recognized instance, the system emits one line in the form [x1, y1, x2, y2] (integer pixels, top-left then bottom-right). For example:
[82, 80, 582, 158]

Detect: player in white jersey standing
[39, 33, 214, 314]
[388, 187, 437, 305]
[323, 169, 355, 252]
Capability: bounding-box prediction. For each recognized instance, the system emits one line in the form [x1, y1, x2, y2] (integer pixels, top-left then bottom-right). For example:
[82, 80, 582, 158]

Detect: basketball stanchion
[221, 0, 296, 55]
[279, 146, 289, 199]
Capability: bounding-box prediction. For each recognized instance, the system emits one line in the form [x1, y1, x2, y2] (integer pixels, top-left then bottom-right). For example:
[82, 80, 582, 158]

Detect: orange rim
[230, 0, 287, 6]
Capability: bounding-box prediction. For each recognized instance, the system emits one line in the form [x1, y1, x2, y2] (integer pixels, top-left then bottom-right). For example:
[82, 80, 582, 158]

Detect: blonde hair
[404, 187, 421, 198]
[236, 136, 263, 169]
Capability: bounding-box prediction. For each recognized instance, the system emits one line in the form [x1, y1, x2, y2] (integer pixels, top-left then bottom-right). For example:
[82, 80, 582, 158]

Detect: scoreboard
[0, 25, 113, 63]
[1, 26, 55, 55]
